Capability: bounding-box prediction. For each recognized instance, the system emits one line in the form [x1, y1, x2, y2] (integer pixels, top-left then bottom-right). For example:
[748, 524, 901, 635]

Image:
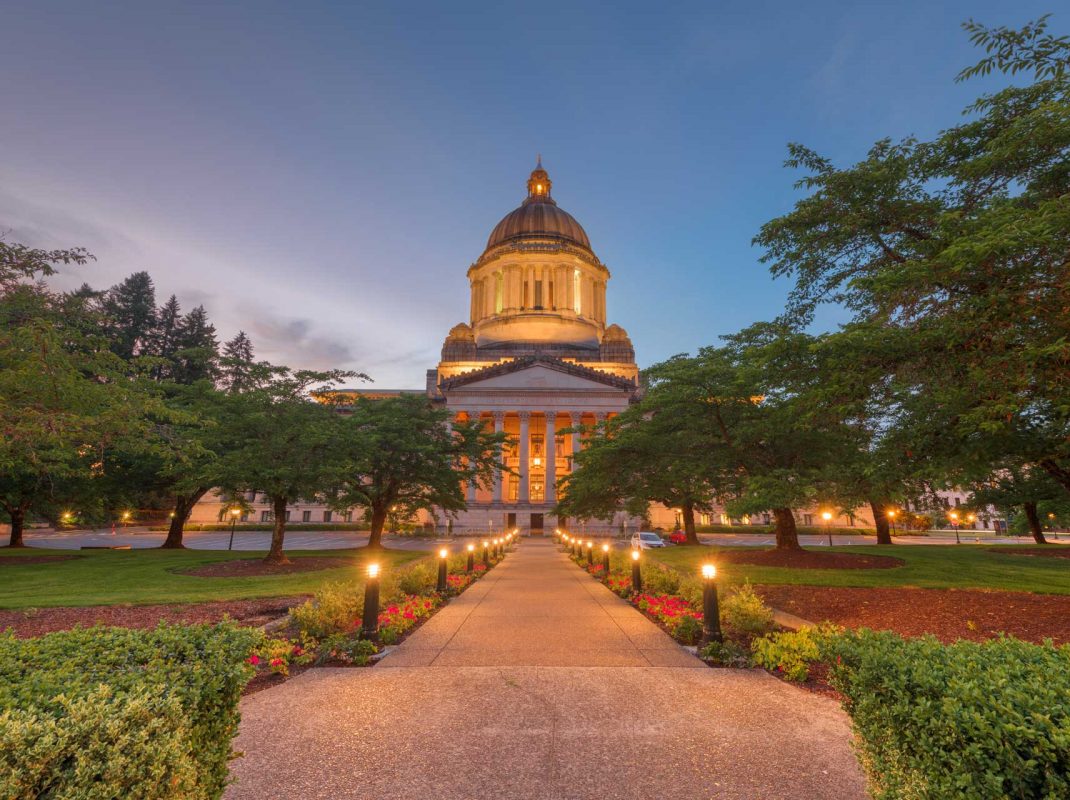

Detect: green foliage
[397, 563, 436, 596]
[0, 623, 258, 799]
[672, 615, 702, 646]
[699, 638, 751, 667]
[639, 563, 681, 595]
[290, 580, 365, 640]
[317, 634, 377, 666]
[825, 630, 1070, 800]
[720, 582, 774, 636]
[750, 624, 842, 682]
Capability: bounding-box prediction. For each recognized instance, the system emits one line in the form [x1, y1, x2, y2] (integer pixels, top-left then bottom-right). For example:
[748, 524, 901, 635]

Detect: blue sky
[0, 1, 1055, 386]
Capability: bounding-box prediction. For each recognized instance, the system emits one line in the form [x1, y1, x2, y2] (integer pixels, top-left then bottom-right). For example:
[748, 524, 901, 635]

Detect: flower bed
[633, 592, 704, 643]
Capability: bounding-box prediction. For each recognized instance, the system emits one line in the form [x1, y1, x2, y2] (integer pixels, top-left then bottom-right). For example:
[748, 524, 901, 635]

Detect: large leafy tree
[215, 365, 355, 563]
[327, 394, 505, 549]
[0, 242, 156, 546]
[557, 380, 725, 545]
[754, 17, 1070, 503]
[969, 465, 1067, 544]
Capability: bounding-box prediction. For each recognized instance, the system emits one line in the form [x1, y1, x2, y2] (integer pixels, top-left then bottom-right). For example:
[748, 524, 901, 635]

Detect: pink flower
[247, 654, 261, 666]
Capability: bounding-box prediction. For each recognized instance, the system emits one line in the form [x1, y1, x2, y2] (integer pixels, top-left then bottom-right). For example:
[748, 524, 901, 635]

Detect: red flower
[247, 654, 261, 666]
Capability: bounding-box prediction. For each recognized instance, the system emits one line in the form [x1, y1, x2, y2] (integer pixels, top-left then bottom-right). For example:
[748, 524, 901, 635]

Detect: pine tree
[220, 331, 255, 393]
[152, 294, 183, 380]
[103, 272, 157, 361]
[173, 305, 219, 384]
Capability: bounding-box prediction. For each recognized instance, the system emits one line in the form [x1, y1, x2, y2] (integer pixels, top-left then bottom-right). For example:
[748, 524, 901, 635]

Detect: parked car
[631, 531, 668, 549]
[668, 529, 687, 544]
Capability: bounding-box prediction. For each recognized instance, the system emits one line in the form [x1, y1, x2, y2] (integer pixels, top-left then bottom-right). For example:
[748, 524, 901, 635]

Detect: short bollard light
[482, 539, 490, 567]
[631, 549, 642, 594]
[700, 563, 723, 645]
[466, 543, 475, 573]
[360, 562, 381, 640]
[437, 548, 448, 593]
[586, 540, 594, 566]
[601, 543, 610, 574]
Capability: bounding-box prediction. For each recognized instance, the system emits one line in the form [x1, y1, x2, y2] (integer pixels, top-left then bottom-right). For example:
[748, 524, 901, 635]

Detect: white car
[631, 531, 668, 550]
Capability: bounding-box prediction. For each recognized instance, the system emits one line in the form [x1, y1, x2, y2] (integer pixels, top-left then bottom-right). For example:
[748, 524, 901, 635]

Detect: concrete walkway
[226, 540, 867, 799]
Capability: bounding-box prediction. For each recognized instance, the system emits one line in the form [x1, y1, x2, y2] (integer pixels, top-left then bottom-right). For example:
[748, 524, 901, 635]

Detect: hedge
[754, 628, 1070, 799]
[148, 522, 368, 532]
[0, 623, 260, 799]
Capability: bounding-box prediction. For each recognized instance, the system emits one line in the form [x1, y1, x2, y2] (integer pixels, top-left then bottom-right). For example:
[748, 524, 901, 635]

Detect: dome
[485, 159, 592, 251]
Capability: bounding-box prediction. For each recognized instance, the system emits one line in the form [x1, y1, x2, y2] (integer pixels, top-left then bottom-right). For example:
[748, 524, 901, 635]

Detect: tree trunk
[160, 487, 209, 549]
[6, 507, 26, 548]
[869, 499, 893, 545]
[264, 496, 290, 564]
[1023, 501, 1047, 545]
[772, 507, 801, 550]
[681, 503, 700, 545]
[367, 505, 387, 549]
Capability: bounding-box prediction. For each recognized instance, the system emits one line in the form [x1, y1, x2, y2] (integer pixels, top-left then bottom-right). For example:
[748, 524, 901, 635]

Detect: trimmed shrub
[0, 623, 259, 799]
[750, 624, 841, 682]
[720, 582, 774, 636]
[825, 631, 1070, 800]
[290, 580, 365, 639]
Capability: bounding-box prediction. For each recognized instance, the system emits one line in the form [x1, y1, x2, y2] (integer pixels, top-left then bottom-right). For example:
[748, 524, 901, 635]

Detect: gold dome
[485, 159, 591, 251]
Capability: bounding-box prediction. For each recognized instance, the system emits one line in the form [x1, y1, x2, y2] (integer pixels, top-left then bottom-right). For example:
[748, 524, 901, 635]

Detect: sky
[0, 0, 1056, 387]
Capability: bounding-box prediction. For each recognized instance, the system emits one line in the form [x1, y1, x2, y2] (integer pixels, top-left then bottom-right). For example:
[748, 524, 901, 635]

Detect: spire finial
[536, 152, 542, 168]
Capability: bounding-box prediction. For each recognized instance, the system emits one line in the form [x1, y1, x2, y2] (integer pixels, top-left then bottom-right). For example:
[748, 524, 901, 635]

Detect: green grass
[0, 547, 425, 608]
[651, 544, 1070, 595]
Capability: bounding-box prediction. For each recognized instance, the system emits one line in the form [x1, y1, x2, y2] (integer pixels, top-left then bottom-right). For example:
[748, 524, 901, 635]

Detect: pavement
[225, 539, 868, 799]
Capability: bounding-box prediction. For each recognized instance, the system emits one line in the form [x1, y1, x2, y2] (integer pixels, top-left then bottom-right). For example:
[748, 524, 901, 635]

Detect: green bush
[825, 631, 1070, 800]
[750, 624, 841, 682]
[700, 638, 751, 667]
[397, 563, 435, 596]
[0, 623, 258, 799]
[290, 580, 365, 639]
[721, 583, 774, 636]
[640, 563, 681, 595]
[673, 615, 702, 646]
[318, 634, 378, 665]
[148, 522, 368, 532]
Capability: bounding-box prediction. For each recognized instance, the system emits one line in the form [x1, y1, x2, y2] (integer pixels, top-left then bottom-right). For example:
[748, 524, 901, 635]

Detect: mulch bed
[991, 547, 1070, 559]
[178, 557, 356, 577]
[717, 549, 903, 570]
[0, 555, 82, 566]
[0, 596, 308, 638]
[756, 584, 1070, 645]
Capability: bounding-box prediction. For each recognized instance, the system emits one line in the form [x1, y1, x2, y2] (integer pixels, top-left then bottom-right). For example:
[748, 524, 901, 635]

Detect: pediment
[441, 356, 635, 394]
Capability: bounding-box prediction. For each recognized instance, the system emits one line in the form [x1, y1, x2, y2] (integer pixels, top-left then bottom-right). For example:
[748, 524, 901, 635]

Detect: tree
[151, 294, 183, 380]
[220, 331, 255, 393]
[557, 383, 723, 546]
[172, 305, 219, 384]
[969, 466, 1067, 544]
[102, 272, 157, 361]
[327, 395, 505, 549]
[754, 17, 1070, 499]
[215, 365, 355, 563]
[0, 242, 156, 546]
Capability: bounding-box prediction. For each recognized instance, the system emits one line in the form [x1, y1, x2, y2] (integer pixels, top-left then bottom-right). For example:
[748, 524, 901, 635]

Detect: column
[518, 411, 530, 503]
[493, 412, 505, 503]
[545, 411, 557, 504]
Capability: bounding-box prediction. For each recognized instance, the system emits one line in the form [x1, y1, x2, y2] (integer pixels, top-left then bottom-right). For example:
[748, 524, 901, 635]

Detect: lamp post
[631, 549, 642, 594]
[586, 540, 593, 566]
[437, 548, 448, 593]
[361, 562, 380, 640]
[227, 507, 241, 551]
[601, 543, 610, 575]
[1049, 512, 1060, 540]
[482, 539, 490, 567]
[466, 543, 475, 573]
[887, 509, 897, 538]
[700, 564, 723, 646]
[822, 511, 833, 547]
[949, 511, 961, 544]
[967, 513, 977, 542]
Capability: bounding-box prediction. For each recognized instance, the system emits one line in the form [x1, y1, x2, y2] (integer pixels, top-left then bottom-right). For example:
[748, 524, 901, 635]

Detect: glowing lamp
[439, 548, 448, 559]
[631, 549, 640, 561]
[821, 512, 832, 521]
[367, 563, 380, 579]
[467, 543, 475, 552]
[701, 564, 716, 580]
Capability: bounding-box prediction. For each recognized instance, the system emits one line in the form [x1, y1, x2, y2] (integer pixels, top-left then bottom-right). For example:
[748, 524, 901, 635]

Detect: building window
[803, 514, 813, 526]
[534, 280, 543, 309]
[523, 281, 529, 309]
[548, 280, 555, 309]
[260, 511, 272, 523]
[302, 510, 311, 522]
[530, 478, 544, 502]
[507, 474, 520, 502]
[284, 511, 291, 522]
[344, 510, 353, 522]
[324, 510, 333, 523]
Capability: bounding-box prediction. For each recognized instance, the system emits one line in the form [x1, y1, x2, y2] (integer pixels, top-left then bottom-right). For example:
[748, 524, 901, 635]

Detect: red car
[668, 529, 687, 544]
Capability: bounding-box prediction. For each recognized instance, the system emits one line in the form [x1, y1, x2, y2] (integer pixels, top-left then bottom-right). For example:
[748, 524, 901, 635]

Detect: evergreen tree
[173, 305, 219, 384]
[152, 294, 183, 379]
[102, 272, 157, 361]
[220, 331, 255, 393]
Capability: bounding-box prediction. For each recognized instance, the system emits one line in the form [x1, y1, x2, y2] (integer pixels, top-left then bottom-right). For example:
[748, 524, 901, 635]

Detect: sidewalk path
[226, 539, 867, 799]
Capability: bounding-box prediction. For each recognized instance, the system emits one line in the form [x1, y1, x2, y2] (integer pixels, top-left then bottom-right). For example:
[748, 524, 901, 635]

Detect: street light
[227, 507, 241, 551]
[699, 564, 723, 645]
[601, 543, 610, 575]
[949, 511, 961, 544]
[482, 539, 490, 567]
[822, 511, 833, 547]
[887, 509, 897, 537]
[361, 562, 381, 640]
[437, 548, 448, 593]
[466, 543, 475, 573]
[631, 549, 642, 594]
[586, 540, 594, 566]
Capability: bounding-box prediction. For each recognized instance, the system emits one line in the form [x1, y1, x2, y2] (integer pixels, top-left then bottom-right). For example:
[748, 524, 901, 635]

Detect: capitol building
[192, 161, 993, 535]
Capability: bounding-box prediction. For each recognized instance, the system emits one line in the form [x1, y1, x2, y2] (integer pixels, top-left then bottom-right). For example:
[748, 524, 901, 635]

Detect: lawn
[650, 544, 1070, 595]
[0, 547, 425, 608]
